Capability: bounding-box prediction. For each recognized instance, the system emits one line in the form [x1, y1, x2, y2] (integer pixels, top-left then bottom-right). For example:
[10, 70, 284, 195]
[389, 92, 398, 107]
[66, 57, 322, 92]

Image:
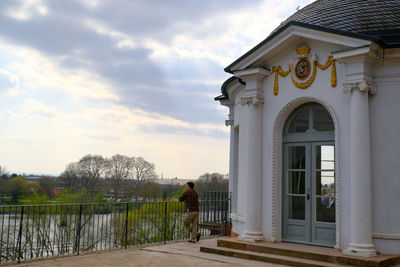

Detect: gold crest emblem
[271, 46, 337, 95]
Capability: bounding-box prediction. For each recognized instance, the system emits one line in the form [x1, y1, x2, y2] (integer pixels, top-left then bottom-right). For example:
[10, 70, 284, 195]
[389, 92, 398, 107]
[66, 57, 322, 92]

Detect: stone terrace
[2, 238, 282, 267]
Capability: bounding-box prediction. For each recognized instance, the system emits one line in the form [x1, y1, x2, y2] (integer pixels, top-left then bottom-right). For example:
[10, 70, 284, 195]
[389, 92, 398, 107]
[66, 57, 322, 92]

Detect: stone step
[215, 238, 399, 267]
[200, 245, 349, 267]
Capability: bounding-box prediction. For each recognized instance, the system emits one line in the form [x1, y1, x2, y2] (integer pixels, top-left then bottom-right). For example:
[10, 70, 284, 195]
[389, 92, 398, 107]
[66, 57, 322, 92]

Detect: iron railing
[0, 192, 229, 264]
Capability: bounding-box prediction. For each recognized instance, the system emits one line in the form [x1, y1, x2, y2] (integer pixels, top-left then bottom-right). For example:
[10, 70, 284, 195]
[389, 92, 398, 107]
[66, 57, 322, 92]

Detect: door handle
[307, 193, 310, 200]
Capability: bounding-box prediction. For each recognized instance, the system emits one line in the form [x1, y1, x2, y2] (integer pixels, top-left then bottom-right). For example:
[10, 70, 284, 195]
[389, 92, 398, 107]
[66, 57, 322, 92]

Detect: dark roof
[274, 0, 400, 43]
[225, 0, 400, 73]
[214, 77, 245, 101]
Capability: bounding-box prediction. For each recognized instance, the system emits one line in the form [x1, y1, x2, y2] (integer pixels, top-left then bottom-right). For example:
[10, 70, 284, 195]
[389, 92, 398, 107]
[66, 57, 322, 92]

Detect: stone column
[234, 68, 268, 242]
[239, 95, 264, 241]
[343, 80, 376, 257]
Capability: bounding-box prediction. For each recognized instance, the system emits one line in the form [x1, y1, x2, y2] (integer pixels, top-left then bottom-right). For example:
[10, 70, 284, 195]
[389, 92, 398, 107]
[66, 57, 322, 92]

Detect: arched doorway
[282, 102, 335, 247]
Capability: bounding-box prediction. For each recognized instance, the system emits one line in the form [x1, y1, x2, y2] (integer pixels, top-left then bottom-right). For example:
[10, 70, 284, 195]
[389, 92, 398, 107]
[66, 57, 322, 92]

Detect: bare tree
[195, 172, 228, 195]
[106, 154, 132, 199]
[130, 157, 157, 200]
[60, 155, 157, 198]
[59, 163, 80, 190]
[77, 154, 107, 192]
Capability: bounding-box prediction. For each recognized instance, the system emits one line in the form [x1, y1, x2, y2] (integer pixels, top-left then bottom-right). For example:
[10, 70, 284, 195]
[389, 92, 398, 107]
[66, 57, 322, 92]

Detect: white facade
[218, 25, 400, 256]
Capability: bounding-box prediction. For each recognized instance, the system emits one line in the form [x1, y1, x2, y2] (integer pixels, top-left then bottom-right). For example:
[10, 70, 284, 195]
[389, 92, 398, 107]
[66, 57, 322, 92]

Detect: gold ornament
[271, 48, 337, 95]
[296, 46, 311, 54]
[316, 56, 337, 87]
[271, 65, 291, 95]
[291, 61, 317, 89]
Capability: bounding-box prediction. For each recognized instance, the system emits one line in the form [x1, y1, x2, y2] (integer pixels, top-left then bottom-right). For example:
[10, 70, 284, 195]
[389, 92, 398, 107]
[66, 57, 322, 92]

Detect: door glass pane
[313, 105, 334, 131]
[316, 196, 335, 222]
[288, 108, 309, 133]
[316, 171, 335, 196]
[316, 145, 334, 170]
[288, 196, 305, 220]
[316, 144, 335, 223]
[288, 146, 306, 169]
[316, 170, 335, 223]
[288, 171, 305, 194]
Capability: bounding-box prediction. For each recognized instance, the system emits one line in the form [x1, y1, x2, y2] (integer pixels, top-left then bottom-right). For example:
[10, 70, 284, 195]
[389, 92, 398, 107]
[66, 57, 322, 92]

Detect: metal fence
[0, 192, 230, 264]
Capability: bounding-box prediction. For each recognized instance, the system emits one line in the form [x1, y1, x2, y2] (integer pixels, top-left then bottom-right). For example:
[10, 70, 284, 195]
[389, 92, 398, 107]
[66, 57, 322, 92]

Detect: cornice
[233, 67, 270, 81]
[219, 98, 234, 107]
[333, 44, 379, 62]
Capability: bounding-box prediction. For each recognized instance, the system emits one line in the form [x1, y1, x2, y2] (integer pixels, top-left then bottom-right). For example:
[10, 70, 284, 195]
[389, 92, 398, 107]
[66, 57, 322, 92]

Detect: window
[285, 103, 333, 134]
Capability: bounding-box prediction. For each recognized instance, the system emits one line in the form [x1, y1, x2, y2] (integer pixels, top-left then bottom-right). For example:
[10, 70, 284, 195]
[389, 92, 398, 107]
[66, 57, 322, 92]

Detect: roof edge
[224, 21, 383, 74]
[214, 76, 245, 101]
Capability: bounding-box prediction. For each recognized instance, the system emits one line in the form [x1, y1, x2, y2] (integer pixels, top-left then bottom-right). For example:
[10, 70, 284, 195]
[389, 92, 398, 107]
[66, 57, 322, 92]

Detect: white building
[215, 0, 400, 257]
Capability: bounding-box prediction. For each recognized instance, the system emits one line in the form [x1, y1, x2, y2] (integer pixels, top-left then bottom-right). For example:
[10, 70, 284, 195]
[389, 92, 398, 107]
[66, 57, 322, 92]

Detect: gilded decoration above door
[271, 46, 337, 95]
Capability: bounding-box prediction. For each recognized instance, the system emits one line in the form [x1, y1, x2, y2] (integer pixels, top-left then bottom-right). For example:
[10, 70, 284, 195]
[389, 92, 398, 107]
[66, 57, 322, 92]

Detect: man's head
[186, 182, 194, 190]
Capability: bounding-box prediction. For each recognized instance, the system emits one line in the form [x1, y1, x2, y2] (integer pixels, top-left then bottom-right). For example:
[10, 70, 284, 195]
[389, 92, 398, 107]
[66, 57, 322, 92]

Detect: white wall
[370, 58, 400, 254]
[231, 89, 247, 234]
[260, 40, 352, 249]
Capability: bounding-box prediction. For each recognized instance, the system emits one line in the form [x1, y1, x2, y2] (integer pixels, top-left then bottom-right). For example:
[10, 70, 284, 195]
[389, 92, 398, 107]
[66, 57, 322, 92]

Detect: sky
[0, 0, 314, 179]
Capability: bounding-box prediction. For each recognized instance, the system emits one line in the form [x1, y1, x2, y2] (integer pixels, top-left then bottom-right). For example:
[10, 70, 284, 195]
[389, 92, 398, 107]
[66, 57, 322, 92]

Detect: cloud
[0, 0, 279, 125]
[0, 0, 316, 178]
[0, 68, 21, 96]
[6, 0, 48, 21]
[0, 40, 119, 101]
[24, 98, 61, 117]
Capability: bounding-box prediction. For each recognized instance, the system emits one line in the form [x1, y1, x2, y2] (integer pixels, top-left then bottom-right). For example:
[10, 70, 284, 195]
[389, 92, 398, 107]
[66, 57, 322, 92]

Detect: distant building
[215, 0, 400, 257]
[24, 175, 41, 183]
[154, 177, 191, 186]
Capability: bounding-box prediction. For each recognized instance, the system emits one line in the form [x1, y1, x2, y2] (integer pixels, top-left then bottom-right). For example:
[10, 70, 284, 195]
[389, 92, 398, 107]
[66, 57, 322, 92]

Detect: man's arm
[179, 191, 187, 202]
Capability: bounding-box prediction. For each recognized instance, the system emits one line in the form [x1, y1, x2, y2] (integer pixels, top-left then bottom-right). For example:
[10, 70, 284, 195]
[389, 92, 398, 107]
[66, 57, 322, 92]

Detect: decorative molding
[240, 96, 264, 106]
[373, 233, 400, 240]
[230, 213, 246, 223]
[343, 80, 376, 95]
[225, 119, 234, 126]
[359, 80, 376, 95]
[374, 74, 400, 85]
[271, 47, 337, 95]
[271, 97, 340, 248]
[234, 68, 267, 105]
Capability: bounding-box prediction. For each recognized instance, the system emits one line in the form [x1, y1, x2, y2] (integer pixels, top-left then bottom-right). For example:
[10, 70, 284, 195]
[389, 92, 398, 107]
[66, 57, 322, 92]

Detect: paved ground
[4, 238, 284, 267]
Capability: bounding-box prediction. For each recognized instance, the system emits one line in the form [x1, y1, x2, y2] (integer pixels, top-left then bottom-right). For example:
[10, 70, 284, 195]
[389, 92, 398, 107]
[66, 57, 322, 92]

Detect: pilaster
[234, 67, 268, 242]
[337, 48, 377, 257]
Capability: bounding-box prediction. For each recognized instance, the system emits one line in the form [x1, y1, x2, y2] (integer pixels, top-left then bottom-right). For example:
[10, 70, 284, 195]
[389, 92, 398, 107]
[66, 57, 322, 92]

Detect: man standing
[179, 182, 200, 243]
